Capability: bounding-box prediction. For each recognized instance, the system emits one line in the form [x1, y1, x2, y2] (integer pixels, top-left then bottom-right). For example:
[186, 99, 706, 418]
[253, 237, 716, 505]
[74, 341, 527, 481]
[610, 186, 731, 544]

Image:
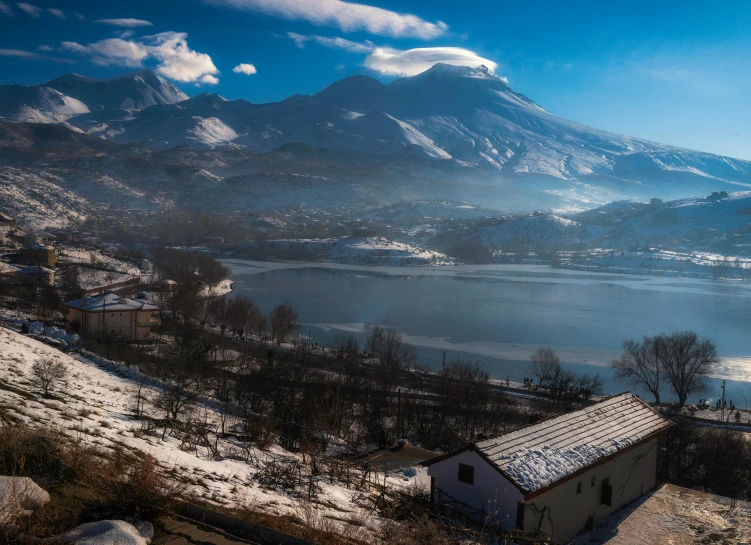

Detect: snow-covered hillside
[254, 236, 455, 265]
[0, 326, 425, 537]
[474, 191, 751, 260]
[0, 85, 89, 123]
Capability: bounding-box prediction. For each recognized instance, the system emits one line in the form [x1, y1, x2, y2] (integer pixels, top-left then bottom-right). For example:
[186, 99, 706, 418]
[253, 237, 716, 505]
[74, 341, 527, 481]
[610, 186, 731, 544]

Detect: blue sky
[1, 0, 750, 159]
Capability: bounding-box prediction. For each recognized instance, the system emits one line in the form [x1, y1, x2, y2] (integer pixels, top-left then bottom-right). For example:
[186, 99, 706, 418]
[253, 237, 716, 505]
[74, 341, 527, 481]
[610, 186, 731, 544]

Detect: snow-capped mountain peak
[44, 69, 188, 112]
[2, 64, 750, 209]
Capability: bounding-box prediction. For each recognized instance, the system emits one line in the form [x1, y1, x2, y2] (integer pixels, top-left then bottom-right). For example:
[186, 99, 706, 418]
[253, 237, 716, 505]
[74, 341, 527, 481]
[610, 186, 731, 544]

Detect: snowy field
[571, 483, 751, 545]
[58, 247, 140, 275]
[0, 327, 428, 538]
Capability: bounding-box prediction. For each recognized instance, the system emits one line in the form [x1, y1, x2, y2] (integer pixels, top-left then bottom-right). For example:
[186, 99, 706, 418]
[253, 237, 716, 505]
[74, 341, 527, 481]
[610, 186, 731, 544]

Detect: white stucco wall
[68, 309, 153, 341]
[523, 437, 660, 542]
[427, 449, 524, 528]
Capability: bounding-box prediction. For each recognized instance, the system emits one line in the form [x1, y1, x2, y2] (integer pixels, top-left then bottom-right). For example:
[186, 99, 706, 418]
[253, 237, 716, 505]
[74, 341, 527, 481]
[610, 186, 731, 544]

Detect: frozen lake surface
[224, 260, 751, 405]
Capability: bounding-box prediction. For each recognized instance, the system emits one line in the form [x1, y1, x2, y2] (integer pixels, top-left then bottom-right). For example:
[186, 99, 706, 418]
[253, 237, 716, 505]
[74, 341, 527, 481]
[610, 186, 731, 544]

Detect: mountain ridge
[1, 65, 751, 211]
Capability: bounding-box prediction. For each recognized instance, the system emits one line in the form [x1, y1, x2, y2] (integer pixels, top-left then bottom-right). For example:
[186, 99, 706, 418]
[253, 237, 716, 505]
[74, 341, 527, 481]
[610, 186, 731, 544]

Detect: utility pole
[721, 380, 726, 422]
[397, 387, 401, 441]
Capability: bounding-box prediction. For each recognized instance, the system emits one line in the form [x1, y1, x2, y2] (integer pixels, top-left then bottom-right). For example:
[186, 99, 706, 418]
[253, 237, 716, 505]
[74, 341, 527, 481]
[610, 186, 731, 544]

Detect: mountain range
[1, 65, 751, 225]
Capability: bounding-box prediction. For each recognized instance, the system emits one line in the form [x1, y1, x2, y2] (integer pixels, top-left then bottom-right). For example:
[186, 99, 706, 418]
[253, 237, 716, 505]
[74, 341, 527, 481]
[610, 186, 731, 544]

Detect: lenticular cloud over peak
[364, 47, 499, 77]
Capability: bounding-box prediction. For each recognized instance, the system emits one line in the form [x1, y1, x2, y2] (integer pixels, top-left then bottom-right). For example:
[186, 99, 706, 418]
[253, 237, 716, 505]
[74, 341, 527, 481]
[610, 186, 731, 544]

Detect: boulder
[60, 520, 153, 545]
[0, 476, 50, 523]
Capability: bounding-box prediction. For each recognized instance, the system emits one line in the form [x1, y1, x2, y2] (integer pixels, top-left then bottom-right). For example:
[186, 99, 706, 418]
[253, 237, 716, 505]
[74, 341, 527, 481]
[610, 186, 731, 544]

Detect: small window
[458, 463, 474, 485]
[591, 475, 597, 487]
[576, 482, 582, 494]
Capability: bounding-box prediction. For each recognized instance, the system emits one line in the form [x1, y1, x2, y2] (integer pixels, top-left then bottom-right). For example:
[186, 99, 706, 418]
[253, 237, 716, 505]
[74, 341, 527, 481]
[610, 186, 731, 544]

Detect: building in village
[64, 292, 159, 341]
[16, 265, 56, 286]
[159, 279, 177, 292]
[422, 393, 672, 543]
[24, 231, 56, 246]
[19, 245, 58, 267]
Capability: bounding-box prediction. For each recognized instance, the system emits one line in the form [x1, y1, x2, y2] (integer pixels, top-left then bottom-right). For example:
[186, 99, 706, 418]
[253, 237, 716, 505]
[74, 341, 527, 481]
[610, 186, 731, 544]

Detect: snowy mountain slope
[44, 70, 188, 112]
[473, 192, 751, 257]
[0, 327, 417, 535]
[3, 65, 751, 210]
[0, 85, 89, 123]
[0, 165, 169, 228]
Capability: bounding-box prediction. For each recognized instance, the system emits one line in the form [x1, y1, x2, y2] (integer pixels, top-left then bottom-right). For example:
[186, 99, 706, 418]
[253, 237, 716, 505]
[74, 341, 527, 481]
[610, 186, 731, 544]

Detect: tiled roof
[64, 292, 158, 312]
[474, 393, 671, 493]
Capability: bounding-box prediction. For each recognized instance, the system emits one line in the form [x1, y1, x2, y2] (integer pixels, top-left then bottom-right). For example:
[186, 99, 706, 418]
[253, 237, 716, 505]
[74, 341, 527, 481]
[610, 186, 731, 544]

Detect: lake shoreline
[221, 258, 751, 404]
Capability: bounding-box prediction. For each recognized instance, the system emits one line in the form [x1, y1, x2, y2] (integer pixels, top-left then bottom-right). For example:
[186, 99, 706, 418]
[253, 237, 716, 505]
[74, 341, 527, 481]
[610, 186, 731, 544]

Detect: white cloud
[95, 18, 153, 28]
[147, 32, 219, 83]
[61, 38, 148, 67]
[206, 0, 447, 39]
[47, 7, 64, 19]
[0, 48, 73, 63]
[287, 32, 373, 53]
[37, 44, 53, 51]
[16, 2, 41, 17]
[0, 2, 12, 16]
[233, 63, 257, 75]
[73, 12, 84, 20]
[364, 46, 498, 77]
[61, 31, 220, 84]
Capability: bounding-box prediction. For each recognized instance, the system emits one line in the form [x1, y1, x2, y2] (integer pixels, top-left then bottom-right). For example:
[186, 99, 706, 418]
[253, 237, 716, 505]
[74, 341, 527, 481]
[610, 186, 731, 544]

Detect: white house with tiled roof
[422, 393, 672, 542]
[64, 292, 159, 341]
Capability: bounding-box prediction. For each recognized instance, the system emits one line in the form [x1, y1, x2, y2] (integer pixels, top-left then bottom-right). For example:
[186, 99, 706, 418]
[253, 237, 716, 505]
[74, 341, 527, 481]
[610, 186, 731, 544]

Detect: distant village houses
[423, 393, 672, 543]
[19, 245, 58, 267]
[24, 231, 56, 247]
[64, 293, 159, 341]
[16, 265, 55, 286]
[159, 279, 177, 293]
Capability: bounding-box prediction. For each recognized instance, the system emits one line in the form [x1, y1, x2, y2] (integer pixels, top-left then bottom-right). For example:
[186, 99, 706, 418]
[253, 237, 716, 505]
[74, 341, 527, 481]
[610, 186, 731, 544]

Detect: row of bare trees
[528, 347, 603, 402]
[611, 331, 719, 406]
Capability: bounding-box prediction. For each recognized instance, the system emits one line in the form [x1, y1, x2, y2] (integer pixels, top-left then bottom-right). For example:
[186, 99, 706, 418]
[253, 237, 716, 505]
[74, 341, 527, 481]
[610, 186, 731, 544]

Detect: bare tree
[227, 297, 259, 340]
[529, 347, 560, 387]
[333, 334, 360, 361]
[155, 383, 197, 424]
[208, 297, 230, 337]
[31, 357, 67, 396]
[657, 331, 719, 406]
[269, 302, 300, 346]
[611, 337, 662, 404]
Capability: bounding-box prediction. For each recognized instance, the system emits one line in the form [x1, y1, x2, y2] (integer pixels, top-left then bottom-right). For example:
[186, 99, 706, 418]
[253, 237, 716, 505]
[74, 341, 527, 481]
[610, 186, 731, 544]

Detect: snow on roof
[23, 244, 55, 251]
[64, 292, 158, 312]
[425, 393, 671, 495]
[475, 393, 671, 494]
[18, 266, 54, 274]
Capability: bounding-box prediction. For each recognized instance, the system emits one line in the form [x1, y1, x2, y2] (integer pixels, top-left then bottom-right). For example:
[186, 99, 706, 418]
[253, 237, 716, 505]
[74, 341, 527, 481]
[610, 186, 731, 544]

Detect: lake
[223, 260, 751, 406]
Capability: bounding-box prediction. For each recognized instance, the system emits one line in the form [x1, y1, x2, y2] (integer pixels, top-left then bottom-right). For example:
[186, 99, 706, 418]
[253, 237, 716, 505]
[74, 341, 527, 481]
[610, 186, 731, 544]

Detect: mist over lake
[224, 260, 751, 406]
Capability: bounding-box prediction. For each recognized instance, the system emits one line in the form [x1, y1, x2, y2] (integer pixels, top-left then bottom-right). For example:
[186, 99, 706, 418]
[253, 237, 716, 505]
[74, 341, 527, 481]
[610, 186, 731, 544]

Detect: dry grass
[0, 422, 185, 540]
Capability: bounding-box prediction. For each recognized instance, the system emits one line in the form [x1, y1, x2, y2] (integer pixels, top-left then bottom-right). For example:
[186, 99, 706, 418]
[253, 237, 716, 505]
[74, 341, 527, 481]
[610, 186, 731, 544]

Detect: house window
[600, 478, 613, 506]
[591, 475, 597, 487]
[458, 463, 474, 485]
[576, 482, 582, 494]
